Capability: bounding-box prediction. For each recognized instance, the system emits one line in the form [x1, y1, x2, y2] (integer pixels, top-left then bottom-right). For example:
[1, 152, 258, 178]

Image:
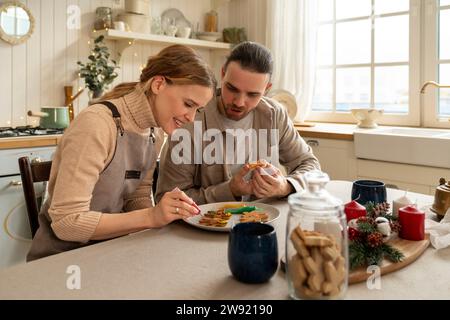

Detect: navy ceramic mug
[228, 222, 278, 284]
[351, 180, 387, 205]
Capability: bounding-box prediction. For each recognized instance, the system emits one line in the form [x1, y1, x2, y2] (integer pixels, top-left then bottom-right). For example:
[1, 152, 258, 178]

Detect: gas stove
[0, 126, 64, 138]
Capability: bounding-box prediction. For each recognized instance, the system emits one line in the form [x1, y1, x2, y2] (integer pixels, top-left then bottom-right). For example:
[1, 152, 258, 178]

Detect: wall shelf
[92, 29, 232, 59]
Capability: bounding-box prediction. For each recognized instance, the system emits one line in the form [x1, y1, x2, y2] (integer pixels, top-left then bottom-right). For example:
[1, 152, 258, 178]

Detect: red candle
[398, 205, 425, 241]
[344, 200, 367, 222]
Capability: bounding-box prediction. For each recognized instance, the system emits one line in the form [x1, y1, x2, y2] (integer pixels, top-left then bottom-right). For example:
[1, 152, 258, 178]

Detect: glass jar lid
[288, 170, 342, 216]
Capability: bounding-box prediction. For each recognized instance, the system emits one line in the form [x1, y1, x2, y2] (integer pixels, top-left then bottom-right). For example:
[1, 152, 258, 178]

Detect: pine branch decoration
[348, 201, 405, 270]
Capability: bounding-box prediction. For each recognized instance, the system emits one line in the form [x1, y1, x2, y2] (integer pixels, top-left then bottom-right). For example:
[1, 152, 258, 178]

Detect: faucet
[420, 81, 450, 93]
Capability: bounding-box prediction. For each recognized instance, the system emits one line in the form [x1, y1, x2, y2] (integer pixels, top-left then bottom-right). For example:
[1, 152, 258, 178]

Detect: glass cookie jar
[286, 171, 348, 300]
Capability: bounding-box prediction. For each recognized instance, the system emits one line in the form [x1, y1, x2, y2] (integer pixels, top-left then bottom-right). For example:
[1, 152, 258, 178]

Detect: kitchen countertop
[0, 123, 356, 150]
[0, 181, 446, 300]
[0, 123, 445, 149]
[0, 135, 62, 150]
[295, 123, 357, 141]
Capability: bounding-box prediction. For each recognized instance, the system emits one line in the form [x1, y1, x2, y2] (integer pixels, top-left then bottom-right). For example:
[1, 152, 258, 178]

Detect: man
[156, 41, 320, 205]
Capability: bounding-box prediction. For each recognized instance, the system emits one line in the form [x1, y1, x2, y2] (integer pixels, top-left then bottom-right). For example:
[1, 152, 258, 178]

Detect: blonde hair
[100, 45, 216, 100]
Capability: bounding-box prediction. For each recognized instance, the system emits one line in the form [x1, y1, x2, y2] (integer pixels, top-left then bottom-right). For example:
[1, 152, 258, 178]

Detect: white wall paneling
[40, 0, 54, 109]
[26, 0, 41, 127]
[0, 0, 268, 127]
[0, 40, 12, 127]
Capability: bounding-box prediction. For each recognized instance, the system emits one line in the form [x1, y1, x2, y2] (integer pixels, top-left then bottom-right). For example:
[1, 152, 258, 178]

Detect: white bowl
[351, 108, 384, 128]
[196, 32, 221, 42]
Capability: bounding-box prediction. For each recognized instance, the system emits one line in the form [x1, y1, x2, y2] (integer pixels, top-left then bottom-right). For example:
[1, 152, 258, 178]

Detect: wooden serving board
[349, 235, 430, 284]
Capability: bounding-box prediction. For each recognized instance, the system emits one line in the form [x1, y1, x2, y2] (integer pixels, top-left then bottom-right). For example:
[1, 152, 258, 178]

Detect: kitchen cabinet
[356, 159, 449, 196]
[304, 137, 357, 181]
[0, 146, 55, 269]
[303, 136, 449, 196]
[0, 176, 35, 269]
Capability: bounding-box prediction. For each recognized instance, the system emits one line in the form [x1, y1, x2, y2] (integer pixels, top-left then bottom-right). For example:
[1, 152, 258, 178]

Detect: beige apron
[27, 101, 156, 261]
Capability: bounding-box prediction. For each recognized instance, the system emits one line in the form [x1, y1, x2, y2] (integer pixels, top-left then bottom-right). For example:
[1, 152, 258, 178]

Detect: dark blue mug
[351, 180, 387, 205]
[228, 222, 278, 284]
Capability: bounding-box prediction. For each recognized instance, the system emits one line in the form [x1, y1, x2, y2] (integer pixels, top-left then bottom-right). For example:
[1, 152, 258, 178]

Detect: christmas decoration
[348, 201, 404, 270]
[344, 200, 367, 221]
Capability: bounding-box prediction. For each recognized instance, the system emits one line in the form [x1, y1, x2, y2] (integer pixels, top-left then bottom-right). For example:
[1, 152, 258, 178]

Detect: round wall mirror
[0, 1, 35, 45]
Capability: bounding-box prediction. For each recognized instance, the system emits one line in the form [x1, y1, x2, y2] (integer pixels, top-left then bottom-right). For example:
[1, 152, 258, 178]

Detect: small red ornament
[344, 200, 367, 222]
[348, 227, 360, 241]
[398, 205, 425, 241]
[367, 232, 384, 248]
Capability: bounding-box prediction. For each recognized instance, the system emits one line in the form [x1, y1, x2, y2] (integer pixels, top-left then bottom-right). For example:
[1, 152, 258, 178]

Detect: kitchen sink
[372, 127, 450, 137]
[354, 127, 450, 169]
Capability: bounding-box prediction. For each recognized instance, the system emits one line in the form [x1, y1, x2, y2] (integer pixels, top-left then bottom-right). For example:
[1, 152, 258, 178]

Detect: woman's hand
[149, 188, 200, 228]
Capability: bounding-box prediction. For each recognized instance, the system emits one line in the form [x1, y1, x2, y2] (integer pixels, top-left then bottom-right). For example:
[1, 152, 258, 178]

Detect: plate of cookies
[183, 202, 280, 232]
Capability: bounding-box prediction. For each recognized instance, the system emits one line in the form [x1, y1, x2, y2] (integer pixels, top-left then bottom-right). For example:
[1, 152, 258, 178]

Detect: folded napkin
[425, 208, 450, 249]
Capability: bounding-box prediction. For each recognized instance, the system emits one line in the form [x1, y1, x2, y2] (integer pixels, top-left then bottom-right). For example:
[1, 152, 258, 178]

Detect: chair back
[18, 156, 52, 238]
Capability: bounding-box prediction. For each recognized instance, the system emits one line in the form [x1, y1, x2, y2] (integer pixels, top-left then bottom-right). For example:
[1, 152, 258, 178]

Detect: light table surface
[0, 181, 448, 300]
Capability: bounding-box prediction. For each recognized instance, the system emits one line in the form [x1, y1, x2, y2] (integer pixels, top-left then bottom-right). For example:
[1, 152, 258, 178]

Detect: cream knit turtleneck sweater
[47, 85, 164, 243]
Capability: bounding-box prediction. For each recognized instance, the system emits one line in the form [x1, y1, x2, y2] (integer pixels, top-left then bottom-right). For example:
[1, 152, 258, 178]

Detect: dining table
[0, 180, 449, 300]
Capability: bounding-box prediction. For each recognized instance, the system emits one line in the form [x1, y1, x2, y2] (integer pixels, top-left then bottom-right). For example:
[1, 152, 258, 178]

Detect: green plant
[77, 35, 119, 98]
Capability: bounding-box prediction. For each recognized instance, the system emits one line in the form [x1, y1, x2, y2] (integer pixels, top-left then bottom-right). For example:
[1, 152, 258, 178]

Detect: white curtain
[266, 0, 319, 123]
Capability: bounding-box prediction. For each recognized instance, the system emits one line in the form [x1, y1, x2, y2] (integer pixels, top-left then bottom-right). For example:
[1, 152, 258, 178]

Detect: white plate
[161, 8, 193, 31]
[267, 89, 298, 120]
[183, 202, 280, 232]
[196, 32, 221, 42]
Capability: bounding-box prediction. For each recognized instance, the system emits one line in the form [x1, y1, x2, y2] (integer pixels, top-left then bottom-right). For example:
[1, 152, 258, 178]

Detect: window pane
[336, 0, 371, 20]
[336, 20, 371, 65]
[318, 0, 333, 22]
[312, 69, 333, 111]
[439, 64, 450, 116]
[317, 24, 333, 66]
[440, 9, 450, 60]
[374, 66, 409, 113]
[375, 15, 409, 63]
[374, 0, 409, 15]
[441, 0, 450, 6]
[336, 67, 370, 111]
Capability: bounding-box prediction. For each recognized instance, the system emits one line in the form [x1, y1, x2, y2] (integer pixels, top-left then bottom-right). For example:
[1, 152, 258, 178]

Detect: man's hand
[229, 165, 253, 198]
[251, 165, 293, 198]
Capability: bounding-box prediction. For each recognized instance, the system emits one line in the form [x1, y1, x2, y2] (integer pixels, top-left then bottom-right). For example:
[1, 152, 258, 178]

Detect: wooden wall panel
[0, 0, 267, 126]
[26, 0, 42, 126]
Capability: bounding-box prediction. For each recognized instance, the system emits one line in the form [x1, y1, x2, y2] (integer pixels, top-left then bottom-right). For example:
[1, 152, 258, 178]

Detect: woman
[27, 45, 216, 261]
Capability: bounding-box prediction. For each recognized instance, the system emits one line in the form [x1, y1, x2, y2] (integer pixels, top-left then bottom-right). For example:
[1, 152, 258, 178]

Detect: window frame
[308, 0, 422, 126]
[423, 0, 450, 128]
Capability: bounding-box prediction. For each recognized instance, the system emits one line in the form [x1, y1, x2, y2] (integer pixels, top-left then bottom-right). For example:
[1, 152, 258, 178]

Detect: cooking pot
[27, 107, 70, 129]
[431, 178, 450, 219]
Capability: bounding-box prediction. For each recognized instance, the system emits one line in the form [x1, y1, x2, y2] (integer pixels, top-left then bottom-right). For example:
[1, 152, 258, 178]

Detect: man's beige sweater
[47, 85, 164, 243]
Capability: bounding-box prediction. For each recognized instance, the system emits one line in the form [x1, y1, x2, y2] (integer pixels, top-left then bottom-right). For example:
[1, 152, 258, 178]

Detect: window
[423, 0, 450, 127]
[310, 0, 450, 128]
